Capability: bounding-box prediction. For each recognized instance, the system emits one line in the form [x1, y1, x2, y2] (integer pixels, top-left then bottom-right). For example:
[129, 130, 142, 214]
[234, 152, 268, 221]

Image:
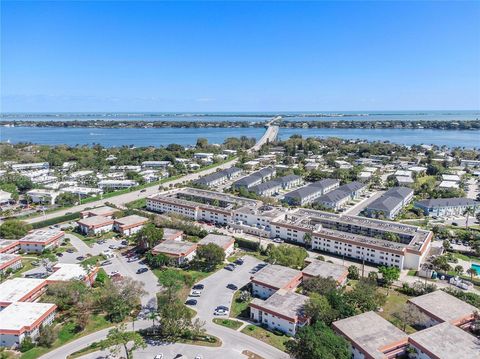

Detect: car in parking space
[272, 237, 283, 243]
[192, 284, 204, 290]
[257, 262, 267, 268]
[101, 260, 112, 266]
[189, 290, 202, 297]
[109, 271, 120, 277]
[136, 267, 148, 274]
[224, 265, 234, 271]
[55, 252, 63, 257]
[226, 283, 238, 290]
[66, 248, 75, 253]
[154, 354, 163, 359]
[185, 299, 197, 305]
[76, 256, 85, 261]
[109, 244, 117, 249]
[234, 258, 244, 265]
[214, 305, 229, 316]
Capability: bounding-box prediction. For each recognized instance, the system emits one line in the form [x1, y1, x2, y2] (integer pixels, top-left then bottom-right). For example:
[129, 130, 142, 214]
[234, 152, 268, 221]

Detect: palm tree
[467, 268, 478, 282]
[463, 206, 475, 228]
[147, 311, 158, 327]
[454, 265, 464, 277]
[303, 232, 313, 248]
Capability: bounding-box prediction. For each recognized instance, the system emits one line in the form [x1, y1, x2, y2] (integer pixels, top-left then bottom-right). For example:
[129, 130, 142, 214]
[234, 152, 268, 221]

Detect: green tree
[345, 278, 386, 313]
[302, 276, 338, 296]
[463, 206, 475, 228]
[467, 268, 478, 282]
[286, 321, 350, 359]
[100, 277, 146, 322]
[55, 192, 78, 206]
[347, 265, 359, 280]
[195, 243, 225, 266]
[0, 219, 32, 239]
[393, 303, 429, 331]
[378, 266, 400, 294]
[156, 294, 195, 339]
[100, 323, 146, 359]
[37, 325, 56, 348]
[135, 223, 163, 250]
[266, 244, 308, 269]
[304, 293, 337, 325]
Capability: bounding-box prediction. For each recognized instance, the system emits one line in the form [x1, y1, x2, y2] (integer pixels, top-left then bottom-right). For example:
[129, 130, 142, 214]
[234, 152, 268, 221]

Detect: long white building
[146, 188, 432, 270]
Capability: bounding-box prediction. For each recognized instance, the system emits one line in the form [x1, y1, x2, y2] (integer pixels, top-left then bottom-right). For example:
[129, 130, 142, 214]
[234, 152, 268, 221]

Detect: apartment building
[232, 167, 276, 189]
[98, 180, 138, 189]
[460, 159, 480, 168]
[141, 160, 171, 169]
[0, 240, 20, 254]
[414, 198, 479, 217]
[11, 162, 49, 171]
[302, 258, 348, 285]
[80, 205, 118, 219]
[194, 167, 243, 187]
[0, 278, 48, 309]
[0, 302, 56, 347]
[198, 234, 235, 257]
[113, 214, 149, 236]
[250, 264, 302, 299]
[364, 187, 414, 219]
[19, 229, 64, 253]
[334, 290, 480, 359]
[152, 240, 197, 266]
[26, 189, 59, 205]
[283, 179, 340, 206]
[250, 289, 309, 336]
[77, 216, 114, 235]
[0, 254, 22, 275]
[46, 263, 98, 286]
[315, 181, 367, 210]
[250, 181, 282, 197]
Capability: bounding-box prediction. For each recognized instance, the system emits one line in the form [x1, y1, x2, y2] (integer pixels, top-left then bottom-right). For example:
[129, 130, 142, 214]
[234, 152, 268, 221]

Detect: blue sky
[1, 1, 479, 112]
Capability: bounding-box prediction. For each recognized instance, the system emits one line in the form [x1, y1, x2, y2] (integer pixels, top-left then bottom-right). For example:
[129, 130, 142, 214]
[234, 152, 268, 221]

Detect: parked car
[66, 248, 75, 253]
[234, 258, 244, 265]
[101, 260, 112, 266]
[272, 237, 283, 243]
[185, 299, 197, 305]
[226, 283, 238, 290]
[154, 355, 163, 359]
[140, 189, 147, 193]
[193, 284, 204, 290]
[76, 256, 85, 261]
[55, 252, 63, 257]
[136, 267, 148, 274]
[189, 290, 202, 297]
[109, 271, 120, 277]
[224, 265, 234, 271]
[214, 306, 229, 316]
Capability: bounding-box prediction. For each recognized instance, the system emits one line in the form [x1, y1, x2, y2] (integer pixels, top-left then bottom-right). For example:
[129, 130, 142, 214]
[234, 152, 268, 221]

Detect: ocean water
[1, 110, 479, 122]
[1, 125, 479, 148]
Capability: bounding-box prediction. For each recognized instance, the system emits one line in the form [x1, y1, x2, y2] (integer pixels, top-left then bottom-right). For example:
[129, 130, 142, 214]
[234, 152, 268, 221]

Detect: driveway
[186, 255, 290, 359]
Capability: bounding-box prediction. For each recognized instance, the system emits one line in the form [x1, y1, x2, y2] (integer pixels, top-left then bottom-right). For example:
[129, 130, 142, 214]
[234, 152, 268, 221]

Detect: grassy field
[20, 315, 111, 359]
[213, 318, 243, 330]
[68, 231, 116, 247]
[453, 252, 480, 263]
[241, 325, 291, 352]
[81, 255, 107, 266]
[377, 289, 416, 334]
[230, 289, 251, 319]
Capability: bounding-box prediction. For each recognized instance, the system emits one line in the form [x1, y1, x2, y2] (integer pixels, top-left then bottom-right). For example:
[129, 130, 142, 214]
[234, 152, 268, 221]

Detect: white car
[189, 290, 202, 297]
[154, 355, 163, 359]
[214, 308, 228, 316]
[108, 271, 119, 277]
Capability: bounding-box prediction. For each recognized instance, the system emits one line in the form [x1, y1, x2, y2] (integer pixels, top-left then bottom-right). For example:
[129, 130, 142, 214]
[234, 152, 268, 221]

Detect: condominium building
[250, 289, 309, 336]
[414, 198, 479, 217]
[194, 167, 243, 187]
[0, 278, 48, 309]
[98, 180, 138, 189]
[77, 216, 114, 235]
[0, 302, 56, 347]
[315, 181, 366, 210]
[11, 162, 49, 171]
[46, 263, 98, 286]
[283, 179, 339, 206]
[141, 160, 171, 169]
[151, 240, 197, 266]
[0, 240, 20, 254]
[113, 215, 149, 236]
[26, 189, 60, 205]
[364, 187, 414, 219]
[80, 205, 117, 218]
[198, 234, 235, 256]
[232, 167, 276, 189]
[302, 258, 348, 285]
[250, 264, 302, 299]
[0, 254, 22, 275]
[19, 229, 64, 253]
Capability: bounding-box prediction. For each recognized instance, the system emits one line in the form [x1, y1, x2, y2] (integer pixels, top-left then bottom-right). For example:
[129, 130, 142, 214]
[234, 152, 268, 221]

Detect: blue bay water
[1, 126, 479, 148]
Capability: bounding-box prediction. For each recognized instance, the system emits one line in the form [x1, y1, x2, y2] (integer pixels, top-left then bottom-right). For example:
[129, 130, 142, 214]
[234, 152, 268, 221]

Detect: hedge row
[234, 237, 260, 251]
[31, 211, 81, 229]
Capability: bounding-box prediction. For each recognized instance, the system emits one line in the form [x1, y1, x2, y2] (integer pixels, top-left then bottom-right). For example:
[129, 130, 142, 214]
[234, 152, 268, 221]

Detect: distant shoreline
[1, 119, 479, 130]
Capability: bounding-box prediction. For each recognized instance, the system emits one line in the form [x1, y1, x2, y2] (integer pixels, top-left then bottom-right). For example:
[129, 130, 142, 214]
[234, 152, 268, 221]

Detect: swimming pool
[471, 263, 480, 274]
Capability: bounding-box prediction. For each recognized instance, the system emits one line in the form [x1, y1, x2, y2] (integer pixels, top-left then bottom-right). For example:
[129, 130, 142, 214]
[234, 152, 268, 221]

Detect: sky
[1, 1, 479, 112]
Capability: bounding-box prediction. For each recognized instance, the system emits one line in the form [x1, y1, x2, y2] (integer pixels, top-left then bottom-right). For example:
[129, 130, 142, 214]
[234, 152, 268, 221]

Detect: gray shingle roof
[416, 198, 478, 208]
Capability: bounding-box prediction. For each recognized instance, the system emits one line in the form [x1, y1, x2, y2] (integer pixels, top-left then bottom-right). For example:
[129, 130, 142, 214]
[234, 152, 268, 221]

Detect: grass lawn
[68, 231, 117, 247]
[377, 289, 416, 334]
[9, 258, 37, 280]
[20, 315, 111, 359]
[241, 325, 291, 352]
[125, 198, 147, 209]
[453, 252, 480, 263]
[407, 269, 417, 276]
[228, 250, 267, 264]
[81, 255, 106, 266]
[213, 318, 243, 330]
[230, 289, 251, 319]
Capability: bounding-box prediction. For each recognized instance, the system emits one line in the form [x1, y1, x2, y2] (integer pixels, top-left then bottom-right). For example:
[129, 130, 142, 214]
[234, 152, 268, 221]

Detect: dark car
[140, 189, 147, 193]
[55, 252, 63, 257]
[76, 256, 85, 261]
[185, 299, 197, 305]
[224, 265, 234, 271]
[66, 249, 74, 253]
[226, 283, 238, 290]
[136, 267, 148, 274]
[234, 258, 244, 265]
[193, 284, 204, 290]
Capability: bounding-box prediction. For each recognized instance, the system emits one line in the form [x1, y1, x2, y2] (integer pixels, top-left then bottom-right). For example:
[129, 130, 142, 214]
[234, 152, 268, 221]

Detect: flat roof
[408, 290, 477, 324]
[19, 229, 64, 243]
[47, 263, 90, 282]
[251, 289, 308, 321]
[0, 278, 47, 304]
[82, 206, 117, 216]
[0, 301, 56, 331]
[77, 216, 114, 227]
[333, 311, 408, 359]
[114, 214, 149, 226]
[251, 264, 302, 289]
[302, 259, 347, 282]
[198, 234, 234, 249]
[152, 240, 197, 256]
[408, 322, 480, 359]
[0, 239, 19, 250]
[0, 253, 21, 266]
